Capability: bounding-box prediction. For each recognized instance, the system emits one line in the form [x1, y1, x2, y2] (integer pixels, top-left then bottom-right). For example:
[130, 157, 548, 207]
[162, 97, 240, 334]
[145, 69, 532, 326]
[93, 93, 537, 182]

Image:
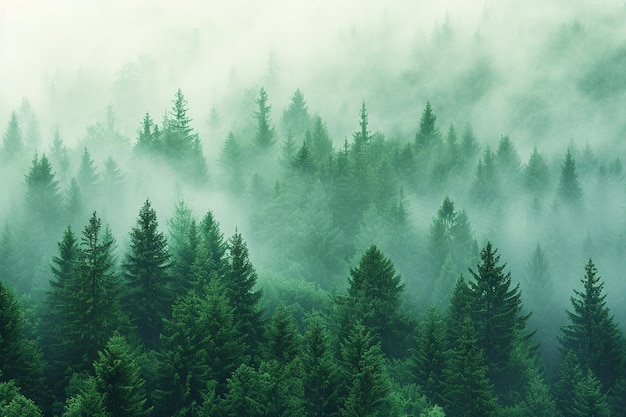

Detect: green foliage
[122, 199, 172, 349]
[94, 333, 151, 417]
[557, 148, 583, 207]
[340, 322, 392, 417]
[444, 316, 496, 417]
[191, 210, 228, 291]
[467, 242, 530, 401]
[254, 87, 276, 150]
[167, 200, 198, 296]
[523, 147, 550, 196]
[62, 375, 107, 417]
[415, 101, 440, 151]
[560, 259, 624, 389]
[570, 369, 611, 417]
[2, 111, 24, 159]
[0, 381, 43, 417]
[282, 88, 311, 138]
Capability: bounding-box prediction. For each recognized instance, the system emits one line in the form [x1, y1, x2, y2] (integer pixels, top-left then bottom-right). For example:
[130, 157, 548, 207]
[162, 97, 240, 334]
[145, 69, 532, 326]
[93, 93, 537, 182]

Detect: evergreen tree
[282, 88, 311, 137]
[557, 148, 583, 207]
[77, 147, 99, 200]
[308, 115, 333, 166]
[135, 112, 158, 153]
[291, 139, 316, 175]
[554, 350, 584, 417]
[522, 370, 560, 417]
[353, 101, 372, 152]
[254, 86, 276, 150]
[340, 322, 392, 417]
[444, 316, 496, 417]
[471, 147, 500, 204]
[65, 177, 84, 226]
[524, 147, 550, 196]
[302, 316, 341, 417]
[340, 245, 407, 357]
[266, 307, 302, 364]
[460, 123, 480, 166]
[122, 199, 172, 349]
[560, 259, 624, 389]
[62, 376, 107, 417]
[447, 275, 473, 344]
[218, 363, 271, 417]
[191, 210, 228, 290]
[0, 381, 43, 417]
[222, 231, 264, 360]
[0, 280, 46, 409]
[94, 333, 151, 417]
[570, 369, 611, 417]
[25, 152, 63, 233]
[49, 129, 70, 181]
[0, 222, 27, 293]
[2, 111, 23, 159]
[167, 200, 198, 296]
[220, 131, 244, 193]
[467, 241, 530, 399]
[495, 135, 522, 183]
[411, 305, 448, 407]
[415, 101, 440, 151]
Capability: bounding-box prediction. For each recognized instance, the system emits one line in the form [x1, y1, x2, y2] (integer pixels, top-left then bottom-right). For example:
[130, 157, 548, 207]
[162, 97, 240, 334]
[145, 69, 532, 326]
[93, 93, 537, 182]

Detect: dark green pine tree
[447, 275, 473, 344]
[191, 210, 228, 291]
[282, 88, 311, 138]
[0, 280, 47, 410]
[218, 363, 271, 417]
[522, 370, 560, 417]
[415, 101, 440, 151]
[2, 111, 24, 159]
[524, 147, 550, 196]
[122, 199, 172, 349]
[222, 231, 263, 360]
[410, 305, 448, 407]
[555, 350, 584, 417]
[0, 380, 44, 417]
[167, 200, 198, 296]
[467, 241, 530, 399]
[570, 369, 611, 417]
[560, 259, 624, 389]
[61, 376, 107, 417]
[427, 196, 455, 282]
[70, 212, 125, 370]
[0, 222, 27, 293]
[340, 245, 407, 357]
[254, 87, 276, 150]
[94, 333, 151, 417]
[135, 112, 158, 153]
[340, 322, 392, 417]
[353, 101, 372, 153]
[45, 227, 83, 412]
[444, 316, 496, 417]
[290, 139, 316, 176]
[302, 316, 341, 417]
[557, 148, 583, 208]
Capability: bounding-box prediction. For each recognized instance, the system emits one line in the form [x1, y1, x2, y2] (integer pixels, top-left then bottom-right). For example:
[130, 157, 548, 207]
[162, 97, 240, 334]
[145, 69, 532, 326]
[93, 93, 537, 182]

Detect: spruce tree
[222, 231, 263, 359]
[560, 259, 624, 389]
[167, 200, 198, 295]
[415, 101, 440, 151]
[444, 316, 496, 417]
[77, 147, 99, 199]
[340, 322, 392, 417]
[0, 381, 43, 417]
[570, 369, 611, 417]
[557, 148, 583, 207]
[94, 333, 151, 417]
[122, 199, 172, 349]
[254, 87, 276, 150]
[554, 350, 584, 417]
[2, 111, 24, 159]
[467, 241, 530, 399]
[62, 376, 107, 417]
[524, 147, 550, 196]
[191, 210, 227, 291]
[282, 88, 311, 138]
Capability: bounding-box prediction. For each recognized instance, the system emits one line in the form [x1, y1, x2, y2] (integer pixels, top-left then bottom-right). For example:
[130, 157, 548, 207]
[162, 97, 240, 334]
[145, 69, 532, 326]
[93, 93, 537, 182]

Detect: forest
[2, 0, 626, 416]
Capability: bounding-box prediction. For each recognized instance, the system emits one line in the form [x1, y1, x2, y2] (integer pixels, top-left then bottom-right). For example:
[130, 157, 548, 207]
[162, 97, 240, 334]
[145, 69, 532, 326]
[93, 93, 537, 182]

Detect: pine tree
[522, 370, 560, 417]
[0, 381, 43, 417]
[222, 231, 263, 359]
[524, 147, 550, 196]
[557, 148, 583, 207]
[191, 210, 228, 291]
[218, 363, 271, 417]
[49, 129, 70, 181]
[495, 135, 522, 183]
[308, 115, 333, 166]
[467, 241, 530, 399]
[444, 316, 496, 417]
[167, 200, 198, 296]
[94, 333, 151, 417]
[291, 140, 316, 175]
[340, 322, 392, 417]
[570, 369, 611, 417]
[77, 147, 99, 200]
[266, 307, 302, 364]
[411, 305, 448, 407]
[282, 88, 311, 138]
[2, 111, 24, 159]
[353, 101, 372, 152]
[471, 147, 500, 204]
[560, 259, 624, 389]
[340, 245, 407, 357]
[25, 152, 63, 233]
[302, 316, 341, 417]
[62, 376, 107, 417]
[135, 112, 158, 153]
[220, 131, 244, 193]
[0, 222, 27, 293]
[415, 102, 440, 151]
[254, 87, 276, 150]
[0, 280, 47, 410]
[122, 199, 172, 349]
[554, 350, 584, 417]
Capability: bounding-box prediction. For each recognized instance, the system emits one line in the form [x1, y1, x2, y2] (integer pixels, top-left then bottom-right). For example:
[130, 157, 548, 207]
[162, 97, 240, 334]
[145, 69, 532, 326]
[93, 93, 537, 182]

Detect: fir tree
[554, 350, 584, 417]
[570, 369, 611, 417]
[167, 200, 198, 296]
[415, 101, 440, 151]
[467, 241, 530, 399]
[94, 333, 151, 417]
[560, 259, 624, 389]
[25, 152, 63, 233]
[122, 199, 172, 349]
[2, 111, 24, 159]
[308, 115, 333, 166]
[77, 147, 99, 200]
[62, 376, 107, 417]
[191, 210, 228, 291]
[254, 87, 276, 150]
[524, 147, 550, 196]
[0, 381, 43, 417]
[282, 88, 311, 138]
[557, 148, 583, 207]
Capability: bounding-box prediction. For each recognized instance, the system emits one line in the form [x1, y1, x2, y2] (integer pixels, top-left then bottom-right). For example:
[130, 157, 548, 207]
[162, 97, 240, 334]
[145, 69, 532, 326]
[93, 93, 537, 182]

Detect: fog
[3, 0, 626, 377]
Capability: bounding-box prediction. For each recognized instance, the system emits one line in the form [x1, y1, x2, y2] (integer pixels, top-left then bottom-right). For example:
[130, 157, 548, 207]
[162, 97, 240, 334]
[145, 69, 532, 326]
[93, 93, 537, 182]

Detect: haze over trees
[2, 1, 626, 416]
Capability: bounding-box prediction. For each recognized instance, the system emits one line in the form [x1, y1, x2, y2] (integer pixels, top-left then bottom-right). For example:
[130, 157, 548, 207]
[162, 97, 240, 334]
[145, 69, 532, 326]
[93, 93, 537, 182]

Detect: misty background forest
[2, 0, 626, 416]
